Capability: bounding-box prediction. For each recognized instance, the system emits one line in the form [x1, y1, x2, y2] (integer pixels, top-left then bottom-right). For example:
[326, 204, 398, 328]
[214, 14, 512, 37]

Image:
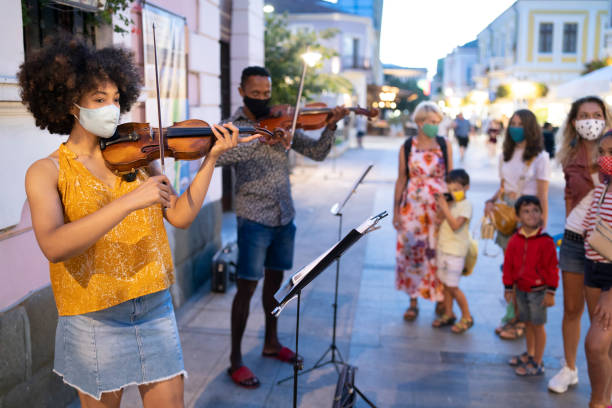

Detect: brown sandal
[432, 314, 456, 328]
[403, 306, 419, 321]
[499, 321, 525, 340]
[451, 317, 474, 334]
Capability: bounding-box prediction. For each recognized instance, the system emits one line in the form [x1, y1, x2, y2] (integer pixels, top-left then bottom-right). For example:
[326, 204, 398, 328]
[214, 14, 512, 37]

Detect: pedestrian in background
[542, 122, 556, 158]
[485, 109, 551, 340]
[432, 169, 474, 334]
[486, 119, 504, 159]
[581, 131, 612, 408]
[453, 112, 471, 161]
[549, 96, 611, 394]
[504, 196, 558, 376]
[393, 101, 453, 321]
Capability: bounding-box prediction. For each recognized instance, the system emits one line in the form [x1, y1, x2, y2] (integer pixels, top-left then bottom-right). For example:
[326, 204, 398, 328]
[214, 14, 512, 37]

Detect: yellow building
[474, 0, 609, 102]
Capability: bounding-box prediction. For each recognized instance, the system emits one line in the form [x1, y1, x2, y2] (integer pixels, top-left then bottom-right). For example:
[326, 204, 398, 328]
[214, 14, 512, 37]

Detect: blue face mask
[509, 127, 525, 143]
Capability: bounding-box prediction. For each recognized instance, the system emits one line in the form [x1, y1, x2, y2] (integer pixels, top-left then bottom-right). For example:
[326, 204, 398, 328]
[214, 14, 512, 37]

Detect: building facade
[474, 0, 609, 100]
[266, 0, 384, 110]
[0, 1, 263, 406]
[442, 40, 478, 100]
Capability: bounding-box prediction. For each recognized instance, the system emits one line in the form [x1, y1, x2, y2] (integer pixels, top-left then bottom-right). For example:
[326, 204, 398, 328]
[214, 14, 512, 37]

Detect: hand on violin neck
[208, 122, 259, 159]
[326, 105, 349, 129]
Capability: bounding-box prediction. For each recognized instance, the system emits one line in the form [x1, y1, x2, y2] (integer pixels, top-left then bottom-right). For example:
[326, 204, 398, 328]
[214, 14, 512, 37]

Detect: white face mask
[575, 119, 606, 141]
[74, 103, 120, 138]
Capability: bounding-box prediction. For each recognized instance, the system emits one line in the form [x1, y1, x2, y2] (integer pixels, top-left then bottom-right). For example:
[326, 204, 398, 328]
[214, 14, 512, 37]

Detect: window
[22, 0, 97, 57]
[538, 23, 553, 53]
[563, 23, 578, 53]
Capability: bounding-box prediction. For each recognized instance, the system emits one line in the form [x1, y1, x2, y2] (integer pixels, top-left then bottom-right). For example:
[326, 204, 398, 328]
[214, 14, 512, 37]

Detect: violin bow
[152, 22, 166, 175]
[288, 55, 309, 150]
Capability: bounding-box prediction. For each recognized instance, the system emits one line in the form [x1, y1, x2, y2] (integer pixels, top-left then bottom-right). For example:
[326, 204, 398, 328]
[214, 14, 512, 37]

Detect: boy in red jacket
[503, 195, 559, 376]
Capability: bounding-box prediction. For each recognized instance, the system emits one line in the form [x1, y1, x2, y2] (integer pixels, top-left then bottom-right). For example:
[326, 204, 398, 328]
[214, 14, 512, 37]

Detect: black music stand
[272, 211, 386, 408]
[291, 164, 374, 378]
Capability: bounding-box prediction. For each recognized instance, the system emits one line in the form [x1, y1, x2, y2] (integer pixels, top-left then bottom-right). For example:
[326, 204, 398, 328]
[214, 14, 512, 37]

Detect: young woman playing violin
[18, 36, 256, 408]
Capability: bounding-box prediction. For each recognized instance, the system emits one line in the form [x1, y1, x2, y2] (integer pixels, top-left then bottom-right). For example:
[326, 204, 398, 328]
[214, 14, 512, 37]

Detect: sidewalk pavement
[115, 135, 590, 407]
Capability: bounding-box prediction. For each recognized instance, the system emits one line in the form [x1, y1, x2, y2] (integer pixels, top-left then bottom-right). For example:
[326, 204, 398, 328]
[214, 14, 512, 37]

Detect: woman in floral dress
[393, 101, 453, 320]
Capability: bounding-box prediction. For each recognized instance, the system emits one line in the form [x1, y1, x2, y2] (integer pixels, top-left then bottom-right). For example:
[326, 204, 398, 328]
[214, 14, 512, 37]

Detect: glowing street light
[301, 51, 322, 67]
[263, 4, 274, 13]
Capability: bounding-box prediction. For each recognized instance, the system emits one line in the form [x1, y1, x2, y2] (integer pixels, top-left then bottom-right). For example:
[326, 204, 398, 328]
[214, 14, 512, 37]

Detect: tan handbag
[490, 199, 517, 236]
[587, 183, 612, 261]
[490, 158, 535, 236]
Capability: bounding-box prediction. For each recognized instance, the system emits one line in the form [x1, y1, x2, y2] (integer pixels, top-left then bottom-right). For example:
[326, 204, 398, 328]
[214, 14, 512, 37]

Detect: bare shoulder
[26, 151, 59, 189]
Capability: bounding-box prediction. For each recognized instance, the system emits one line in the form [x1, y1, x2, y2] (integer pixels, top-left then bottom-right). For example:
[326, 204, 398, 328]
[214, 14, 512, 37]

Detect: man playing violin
[217, 66, 349, 388]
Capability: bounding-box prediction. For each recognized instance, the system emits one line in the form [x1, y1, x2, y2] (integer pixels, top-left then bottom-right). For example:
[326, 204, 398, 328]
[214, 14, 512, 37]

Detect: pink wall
[0, 202, 50, 311]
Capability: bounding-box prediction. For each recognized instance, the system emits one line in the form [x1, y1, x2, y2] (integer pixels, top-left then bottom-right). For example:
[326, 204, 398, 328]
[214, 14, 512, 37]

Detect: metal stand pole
[292, 291, 301, 408]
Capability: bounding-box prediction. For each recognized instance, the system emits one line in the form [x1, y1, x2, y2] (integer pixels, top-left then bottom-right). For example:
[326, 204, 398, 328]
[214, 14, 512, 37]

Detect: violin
[99, 24, 274, 176]
[257, 102, 379, 133]
[99, 120, 273, 175]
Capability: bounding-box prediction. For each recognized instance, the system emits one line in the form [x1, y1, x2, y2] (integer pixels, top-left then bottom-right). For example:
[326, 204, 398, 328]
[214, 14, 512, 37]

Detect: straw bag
[587, 183, 612, 261]
[490, 158, 534, 236]
[480, 216, 495, 240]
[462, 236, 479, 276]
[489, 199, 517, 236]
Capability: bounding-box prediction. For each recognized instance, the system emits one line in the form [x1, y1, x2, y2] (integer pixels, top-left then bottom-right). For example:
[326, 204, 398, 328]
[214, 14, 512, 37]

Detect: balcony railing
[341, 56, 371, 70]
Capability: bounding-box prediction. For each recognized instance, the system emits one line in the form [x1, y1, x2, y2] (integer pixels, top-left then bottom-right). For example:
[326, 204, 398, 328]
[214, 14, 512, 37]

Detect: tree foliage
[582, 59, 611, 75]
[264, 13, 353, 105]
[383, 76, 428, 113]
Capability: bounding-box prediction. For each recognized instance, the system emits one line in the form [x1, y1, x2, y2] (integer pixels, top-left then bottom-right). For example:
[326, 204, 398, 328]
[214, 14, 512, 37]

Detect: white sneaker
[548, 365, 578, 393]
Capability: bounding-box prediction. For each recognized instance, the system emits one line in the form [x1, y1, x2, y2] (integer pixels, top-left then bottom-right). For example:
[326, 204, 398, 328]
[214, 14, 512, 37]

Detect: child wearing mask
[432, 169, 474, 333]
[583, 130, 612, 408]
[503, 196, 559, 376]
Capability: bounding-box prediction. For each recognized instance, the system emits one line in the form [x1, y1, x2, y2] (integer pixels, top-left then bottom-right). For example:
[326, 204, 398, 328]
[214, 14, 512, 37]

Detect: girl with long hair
[549, 96, 611, 394]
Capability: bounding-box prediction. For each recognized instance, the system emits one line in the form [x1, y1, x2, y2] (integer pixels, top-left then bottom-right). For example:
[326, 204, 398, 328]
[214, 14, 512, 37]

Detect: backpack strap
[435, 136, 449, 175]
[403, 136, 449, 180]
[403, 137, 413, 180]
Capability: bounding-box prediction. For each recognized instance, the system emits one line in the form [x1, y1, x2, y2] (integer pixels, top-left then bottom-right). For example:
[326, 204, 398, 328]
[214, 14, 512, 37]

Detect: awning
[51, 0, 106, 12]
[552, 65, 612, 99]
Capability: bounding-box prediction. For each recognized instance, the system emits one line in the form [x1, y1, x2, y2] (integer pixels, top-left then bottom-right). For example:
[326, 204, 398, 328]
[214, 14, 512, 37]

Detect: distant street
[114, 134, 589, 408]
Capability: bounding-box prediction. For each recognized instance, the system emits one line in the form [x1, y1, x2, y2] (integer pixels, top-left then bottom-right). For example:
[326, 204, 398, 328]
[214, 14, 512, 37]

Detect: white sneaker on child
[548, 364, 578, 393]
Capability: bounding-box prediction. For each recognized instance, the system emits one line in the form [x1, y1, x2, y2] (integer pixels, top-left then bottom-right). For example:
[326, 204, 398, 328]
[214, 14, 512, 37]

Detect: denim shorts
[53, 289, 186, 400]
[237, 217, 296, 280]
[558, 230, 585, 274]
[516, 289, 547, 325]
[585, 259, 612, 291]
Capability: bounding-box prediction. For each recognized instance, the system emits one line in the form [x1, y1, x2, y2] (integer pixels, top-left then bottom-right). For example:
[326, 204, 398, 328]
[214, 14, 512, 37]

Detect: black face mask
[243, 96, 271, 119]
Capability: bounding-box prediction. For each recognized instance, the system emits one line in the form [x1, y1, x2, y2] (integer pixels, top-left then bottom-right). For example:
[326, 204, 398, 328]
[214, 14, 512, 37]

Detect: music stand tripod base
[273, 211, 385, 408]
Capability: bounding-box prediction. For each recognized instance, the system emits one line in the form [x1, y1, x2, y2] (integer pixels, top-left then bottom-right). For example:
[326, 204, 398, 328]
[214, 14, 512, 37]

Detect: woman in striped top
[583, 131, 612, 408]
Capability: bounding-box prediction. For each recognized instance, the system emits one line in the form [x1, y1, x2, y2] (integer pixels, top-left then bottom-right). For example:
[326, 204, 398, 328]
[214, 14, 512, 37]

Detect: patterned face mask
[598, 155, 612, 176]
[576, 119, 606, 141]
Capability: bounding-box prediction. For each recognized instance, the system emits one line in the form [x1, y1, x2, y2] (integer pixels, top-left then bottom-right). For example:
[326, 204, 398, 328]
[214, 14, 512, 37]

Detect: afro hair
[17, 34, 141, 135]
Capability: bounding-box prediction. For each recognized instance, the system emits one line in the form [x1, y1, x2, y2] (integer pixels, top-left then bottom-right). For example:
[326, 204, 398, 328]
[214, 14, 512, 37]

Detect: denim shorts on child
[584, 259, 612, 291]
[237, 217, 296, 280]
[515, 289, 547, 325]
[558, 229, 585, 274]
[436, 252, 465, 287]
[53, 289, 186, 400]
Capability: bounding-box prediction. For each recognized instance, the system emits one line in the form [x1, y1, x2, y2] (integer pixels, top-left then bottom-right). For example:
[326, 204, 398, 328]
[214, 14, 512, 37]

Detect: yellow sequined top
[50, 144, 174, 316]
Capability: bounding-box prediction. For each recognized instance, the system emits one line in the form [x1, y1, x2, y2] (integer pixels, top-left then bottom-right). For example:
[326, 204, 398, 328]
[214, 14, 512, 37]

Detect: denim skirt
[53, 289, 186, 400]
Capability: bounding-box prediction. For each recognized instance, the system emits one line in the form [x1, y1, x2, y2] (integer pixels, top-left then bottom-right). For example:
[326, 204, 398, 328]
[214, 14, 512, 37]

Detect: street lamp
[263, 4, 274, 13]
